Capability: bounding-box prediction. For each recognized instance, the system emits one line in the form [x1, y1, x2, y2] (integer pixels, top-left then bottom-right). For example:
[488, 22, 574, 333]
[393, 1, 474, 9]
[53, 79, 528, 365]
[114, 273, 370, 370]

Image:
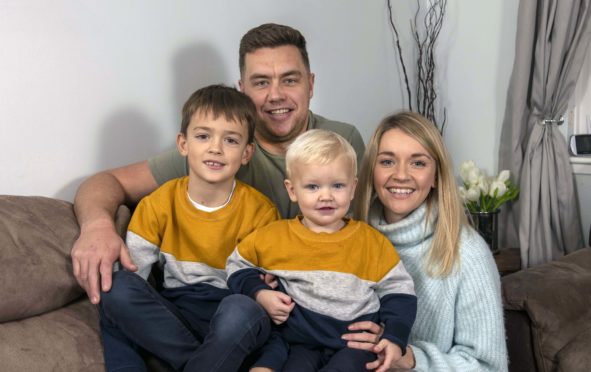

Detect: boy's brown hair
[180, 84, 257, 144]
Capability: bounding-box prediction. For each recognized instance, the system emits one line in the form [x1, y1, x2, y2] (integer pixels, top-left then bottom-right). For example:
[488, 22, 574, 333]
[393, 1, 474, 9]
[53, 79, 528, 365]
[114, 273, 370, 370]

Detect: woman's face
[373, 128, 437, 224]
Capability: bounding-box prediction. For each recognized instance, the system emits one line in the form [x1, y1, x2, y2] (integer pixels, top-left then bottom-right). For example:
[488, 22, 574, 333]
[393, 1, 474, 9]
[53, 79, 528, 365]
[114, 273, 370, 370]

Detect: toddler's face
[284, 155, 357, 233]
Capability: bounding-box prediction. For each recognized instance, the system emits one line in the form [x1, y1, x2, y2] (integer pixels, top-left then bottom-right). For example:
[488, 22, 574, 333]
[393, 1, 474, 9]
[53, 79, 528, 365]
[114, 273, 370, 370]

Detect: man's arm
[72, 160, 158, 304]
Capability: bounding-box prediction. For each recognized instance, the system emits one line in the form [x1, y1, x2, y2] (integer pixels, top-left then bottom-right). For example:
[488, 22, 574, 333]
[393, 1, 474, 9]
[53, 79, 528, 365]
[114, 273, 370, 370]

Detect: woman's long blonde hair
[354, 111, 466, 277]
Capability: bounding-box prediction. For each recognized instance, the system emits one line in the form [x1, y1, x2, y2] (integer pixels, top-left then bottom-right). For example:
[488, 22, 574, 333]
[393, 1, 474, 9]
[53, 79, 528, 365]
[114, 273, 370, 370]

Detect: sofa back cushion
[0, 195, 130, 322]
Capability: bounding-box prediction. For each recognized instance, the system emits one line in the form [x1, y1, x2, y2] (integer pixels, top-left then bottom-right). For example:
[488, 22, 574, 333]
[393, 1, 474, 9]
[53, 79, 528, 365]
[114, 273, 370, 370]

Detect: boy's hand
[255, 289, 295, 325]
[259, 273, 278, 289]
[365, 339, 403, 372]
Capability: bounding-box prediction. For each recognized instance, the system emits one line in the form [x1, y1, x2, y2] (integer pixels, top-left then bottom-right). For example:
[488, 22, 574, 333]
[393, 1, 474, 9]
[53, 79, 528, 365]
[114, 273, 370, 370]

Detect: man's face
[239, 45, 315, 146]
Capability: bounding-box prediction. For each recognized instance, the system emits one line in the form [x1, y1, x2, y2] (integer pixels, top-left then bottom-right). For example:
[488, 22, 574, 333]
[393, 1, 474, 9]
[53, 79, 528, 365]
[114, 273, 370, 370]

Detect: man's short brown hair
[239, 23, 310, 75]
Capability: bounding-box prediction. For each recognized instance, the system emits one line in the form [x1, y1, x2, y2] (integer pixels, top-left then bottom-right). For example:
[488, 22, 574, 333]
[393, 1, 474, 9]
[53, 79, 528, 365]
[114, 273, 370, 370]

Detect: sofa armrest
[0, 195, 130, 322]
[502, 247, 591, 371]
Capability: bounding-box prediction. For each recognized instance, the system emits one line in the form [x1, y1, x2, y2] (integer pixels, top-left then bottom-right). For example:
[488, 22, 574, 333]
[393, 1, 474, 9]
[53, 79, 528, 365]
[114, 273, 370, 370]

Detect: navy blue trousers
[99, 270, 270, 372]
[282, 344, 376, 372]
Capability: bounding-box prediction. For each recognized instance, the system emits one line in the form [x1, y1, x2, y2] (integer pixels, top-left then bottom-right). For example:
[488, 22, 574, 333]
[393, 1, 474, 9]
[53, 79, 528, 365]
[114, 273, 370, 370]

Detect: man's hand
[254, 289, 295, 324]
[72, 162, 157, 304]
[342, 320, 384, 351]
[366, 339, 403, 372]
[71, 219, 136, 304]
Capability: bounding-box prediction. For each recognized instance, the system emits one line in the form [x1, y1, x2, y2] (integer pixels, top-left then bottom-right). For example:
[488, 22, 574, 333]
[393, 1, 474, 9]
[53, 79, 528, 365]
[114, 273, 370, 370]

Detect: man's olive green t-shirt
[148, 111, 365, 218]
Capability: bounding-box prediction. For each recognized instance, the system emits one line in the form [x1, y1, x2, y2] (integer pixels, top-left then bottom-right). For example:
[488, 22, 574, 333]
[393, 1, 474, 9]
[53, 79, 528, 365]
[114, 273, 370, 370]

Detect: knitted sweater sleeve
[411, 231, 508, 372]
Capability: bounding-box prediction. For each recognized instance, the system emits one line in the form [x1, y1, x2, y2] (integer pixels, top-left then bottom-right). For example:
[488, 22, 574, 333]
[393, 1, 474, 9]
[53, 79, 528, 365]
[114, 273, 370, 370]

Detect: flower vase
[469, 210, 500, 255]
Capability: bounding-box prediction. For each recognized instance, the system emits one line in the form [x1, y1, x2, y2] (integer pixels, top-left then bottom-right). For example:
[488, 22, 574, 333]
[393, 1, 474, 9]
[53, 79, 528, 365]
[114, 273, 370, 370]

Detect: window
[568, 51, 591, 137]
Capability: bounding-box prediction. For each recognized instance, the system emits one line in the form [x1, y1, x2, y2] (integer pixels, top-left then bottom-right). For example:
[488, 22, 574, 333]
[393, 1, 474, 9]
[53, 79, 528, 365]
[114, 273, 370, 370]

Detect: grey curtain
[499, 0, 591, 268]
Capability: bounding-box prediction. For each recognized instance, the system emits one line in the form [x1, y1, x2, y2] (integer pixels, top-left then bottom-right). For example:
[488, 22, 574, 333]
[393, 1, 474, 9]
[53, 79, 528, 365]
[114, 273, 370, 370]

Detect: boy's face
[177, 110, 253, 189]
[284, 155, 357, 233]
[239, 45, 315, 146]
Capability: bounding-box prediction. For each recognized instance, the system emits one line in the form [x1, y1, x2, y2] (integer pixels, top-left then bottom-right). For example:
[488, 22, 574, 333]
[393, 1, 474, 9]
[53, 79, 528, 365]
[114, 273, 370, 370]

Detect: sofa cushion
[0, 195, 130, 322]
[0, 297, 104, 371]
[556, 326, 591, 372]
[502, 247, 591, 372]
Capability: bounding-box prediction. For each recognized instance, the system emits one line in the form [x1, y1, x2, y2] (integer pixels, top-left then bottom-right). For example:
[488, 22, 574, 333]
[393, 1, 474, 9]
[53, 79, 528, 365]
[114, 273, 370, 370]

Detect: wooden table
[494, 248, 521, 276]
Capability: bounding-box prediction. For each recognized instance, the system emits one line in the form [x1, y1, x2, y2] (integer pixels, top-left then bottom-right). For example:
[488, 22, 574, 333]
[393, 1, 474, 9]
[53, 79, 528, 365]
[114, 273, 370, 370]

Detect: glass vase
[469, 210, 500, 254]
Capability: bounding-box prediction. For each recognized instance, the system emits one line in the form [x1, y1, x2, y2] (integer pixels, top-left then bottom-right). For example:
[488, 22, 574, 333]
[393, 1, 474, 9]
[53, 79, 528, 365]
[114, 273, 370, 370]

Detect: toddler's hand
[259, 273, 278, 289]
[255, 289, 295, 325]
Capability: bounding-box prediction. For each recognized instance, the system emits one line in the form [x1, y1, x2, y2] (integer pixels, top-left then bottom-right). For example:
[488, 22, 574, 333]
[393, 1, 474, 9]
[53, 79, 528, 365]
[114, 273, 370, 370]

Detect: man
[72, 23, 365, 305]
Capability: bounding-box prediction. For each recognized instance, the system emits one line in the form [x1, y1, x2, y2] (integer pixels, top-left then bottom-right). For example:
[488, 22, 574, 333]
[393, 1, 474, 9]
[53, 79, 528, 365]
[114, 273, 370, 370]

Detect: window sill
[570, 156, 591, 175]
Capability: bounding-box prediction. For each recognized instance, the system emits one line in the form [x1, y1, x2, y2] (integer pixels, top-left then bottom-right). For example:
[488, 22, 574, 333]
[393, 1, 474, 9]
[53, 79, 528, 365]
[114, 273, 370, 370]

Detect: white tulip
[467, 168, 481, 185]
[460, 161, 476, 182]
[459, 186, 468, 202]
[489, 180, 507, 197]
[477, 176, 489, 194]
[497, 170, 510, 183]
[466, 185, 480, 202]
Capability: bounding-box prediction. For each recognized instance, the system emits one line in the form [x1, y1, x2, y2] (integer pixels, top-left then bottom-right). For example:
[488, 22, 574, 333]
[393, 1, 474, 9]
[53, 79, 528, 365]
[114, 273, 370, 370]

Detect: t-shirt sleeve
[311, 113, 366, 172]
[147, 148, 187, 186]
[348, 127, 366, 172]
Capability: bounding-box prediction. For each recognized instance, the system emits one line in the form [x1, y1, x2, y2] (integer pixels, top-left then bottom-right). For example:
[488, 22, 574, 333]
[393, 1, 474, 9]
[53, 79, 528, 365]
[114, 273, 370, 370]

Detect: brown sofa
[3, 195, 590, 371]
[502, 246, 591, 372]
[0, 195, 131, 371]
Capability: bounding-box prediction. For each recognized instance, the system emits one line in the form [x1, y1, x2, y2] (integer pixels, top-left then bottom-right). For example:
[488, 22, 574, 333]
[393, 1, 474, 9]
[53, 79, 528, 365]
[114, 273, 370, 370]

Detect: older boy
[226, 130, 417, 372]
[99, 85, 279, 371]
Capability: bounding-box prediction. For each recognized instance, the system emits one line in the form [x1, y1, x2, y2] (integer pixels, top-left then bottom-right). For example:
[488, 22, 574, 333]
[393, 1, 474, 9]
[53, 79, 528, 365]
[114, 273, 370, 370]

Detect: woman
[343, 112, 507, 371]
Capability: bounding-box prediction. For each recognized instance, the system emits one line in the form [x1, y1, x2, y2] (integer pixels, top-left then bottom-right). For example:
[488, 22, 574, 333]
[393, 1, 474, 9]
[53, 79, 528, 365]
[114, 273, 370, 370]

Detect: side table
[494, 248, 521, 276]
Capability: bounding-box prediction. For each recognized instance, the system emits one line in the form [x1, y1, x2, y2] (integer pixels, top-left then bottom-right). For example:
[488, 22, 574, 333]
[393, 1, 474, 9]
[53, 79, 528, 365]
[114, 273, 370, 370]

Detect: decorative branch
[387, 0, 447, 134]
[387, 0, 413, 112]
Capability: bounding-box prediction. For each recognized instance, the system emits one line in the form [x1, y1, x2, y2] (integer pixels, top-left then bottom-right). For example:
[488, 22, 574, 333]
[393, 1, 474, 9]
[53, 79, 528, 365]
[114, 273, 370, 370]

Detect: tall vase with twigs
[387, 0, 447, 134]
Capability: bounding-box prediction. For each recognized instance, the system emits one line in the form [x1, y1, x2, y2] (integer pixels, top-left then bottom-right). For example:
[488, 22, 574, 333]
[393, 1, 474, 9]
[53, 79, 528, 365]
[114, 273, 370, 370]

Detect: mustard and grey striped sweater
[126, 177, 279, 299]
[226, 217, 417, 368]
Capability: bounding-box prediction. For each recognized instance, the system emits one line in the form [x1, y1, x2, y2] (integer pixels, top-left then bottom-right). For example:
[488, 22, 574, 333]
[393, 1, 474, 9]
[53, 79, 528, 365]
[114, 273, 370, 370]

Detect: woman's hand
[344, 322, 415, 370]
[341, 321, 384, 351]
[365, 339, 402, 372]
[369, 345, 416, 371]
[396, 346, 416, 369]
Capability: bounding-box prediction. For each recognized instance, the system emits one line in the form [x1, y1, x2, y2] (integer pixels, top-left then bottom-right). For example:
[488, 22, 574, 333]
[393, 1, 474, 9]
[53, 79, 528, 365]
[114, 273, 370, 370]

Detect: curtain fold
[499, 0, 591, 267]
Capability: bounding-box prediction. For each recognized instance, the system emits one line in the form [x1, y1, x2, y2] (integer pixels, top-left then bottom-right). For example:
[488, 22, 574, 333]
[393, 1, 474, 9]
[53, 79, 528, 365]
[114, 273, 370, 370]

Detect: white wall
[0, 0, 519, 201]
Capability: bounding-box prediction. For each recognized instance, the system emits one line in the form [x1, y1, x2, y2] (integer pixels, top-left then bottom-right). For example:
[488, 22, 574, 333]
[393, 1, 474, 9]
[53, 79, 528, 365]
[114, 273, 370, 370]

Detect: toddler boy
[226, 129, 417, 371]
[99, 84, 280, 371]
